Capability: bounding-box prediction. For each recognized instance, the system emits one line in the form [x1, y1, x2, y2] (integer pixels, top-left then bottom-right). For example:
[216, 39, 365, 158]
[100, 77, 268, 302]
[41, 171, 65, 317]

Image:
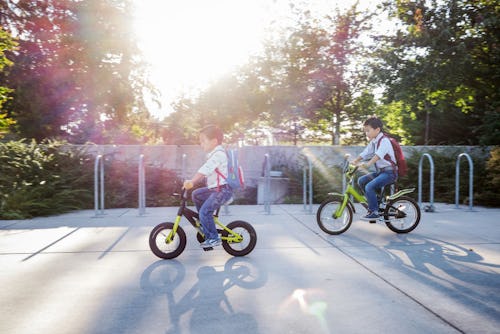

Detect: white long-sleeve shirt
[359, 133, 396, 170]
[197, 145, 228, 189]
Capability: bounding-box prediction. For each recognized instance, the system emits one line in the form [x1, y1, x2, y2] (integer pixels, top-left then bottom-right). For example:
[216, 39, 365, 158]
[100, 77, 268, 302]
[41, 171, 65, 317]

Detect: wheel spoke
[316, 199, 352, 235]
[384, 197, 421, 233]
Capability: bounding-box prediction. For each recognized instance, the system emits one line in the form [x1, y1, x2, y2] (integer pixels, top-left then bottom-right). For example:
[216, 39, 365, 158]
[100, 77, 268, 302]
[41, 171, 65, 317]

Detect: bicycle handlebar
[342, 161, 358, 178]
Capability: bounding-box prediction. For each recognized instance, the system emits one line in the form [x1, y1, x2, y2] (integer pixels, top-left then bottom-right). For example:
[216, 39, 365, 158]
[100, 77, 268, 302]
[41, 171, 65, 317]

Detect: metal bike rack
[138, 154, 146, 216]
[94, 155, 105, 217]
[222, 151, 230, 215]
[263, 153, 271, 214]
[342, 154, 350, 193]
[181, 153, 187, 180]
[418, 153, 435, 212]
[302, 157, 313, 214]
[455, 153, 474, 211]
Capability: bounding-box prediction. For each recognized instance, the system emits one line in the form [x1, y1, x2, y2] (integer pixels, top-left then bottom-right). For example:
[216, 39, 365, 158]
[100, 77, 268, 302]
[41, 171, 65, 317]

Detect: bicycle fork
[326, 192, 352, 219]
[166, 215, 183, 243]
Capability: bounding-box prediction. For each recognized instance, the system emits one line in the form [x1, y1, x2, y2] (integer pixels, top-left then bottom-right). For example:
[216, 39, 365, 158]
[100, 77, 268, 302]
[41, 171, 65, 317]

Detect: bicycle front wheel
[222, 221, 257, 257]
[384, 196, 421, 233]
[149, 222, 187, 259]
[316, 197, 353, 235]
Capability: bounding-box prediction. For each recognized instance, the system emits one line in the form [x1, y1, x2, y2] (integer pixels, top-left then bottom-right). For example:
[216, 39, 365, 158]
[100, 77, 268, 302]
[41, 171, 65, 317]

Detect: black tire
[221, 221, 257, 257]
[384, 196, 421, 233]
[316, 197, 353, 235]
[149, 222, 187, 259]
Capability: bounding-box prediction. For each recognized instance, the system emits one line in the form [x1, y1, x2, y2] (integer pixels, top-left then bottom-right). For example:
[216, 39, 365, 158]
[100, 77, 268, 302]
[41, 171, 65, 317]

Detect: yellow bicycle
[316, 160, 421, 235]
[149, 189, 257, 259]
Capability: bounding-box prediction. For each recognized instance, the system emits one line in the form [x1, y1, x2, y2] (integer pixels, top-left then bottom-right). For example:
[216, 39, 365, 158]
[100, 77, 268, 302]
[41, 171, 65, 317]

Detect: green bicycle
[316, 160, 421, 235]
[149, 188, 257, 259]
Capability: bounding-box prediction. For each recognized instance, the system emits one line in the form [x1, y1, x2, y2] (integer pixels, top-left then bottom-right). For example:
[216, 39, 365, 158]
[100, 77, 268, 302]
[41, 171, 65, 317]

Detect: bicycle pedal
[202, 247, 214, 251]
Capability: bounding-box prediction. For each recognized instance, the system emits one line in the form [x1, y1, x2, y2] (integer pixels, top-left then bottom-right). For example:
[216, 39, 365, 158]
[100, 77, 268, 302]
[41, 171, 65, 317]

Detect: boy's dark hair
[200, 124, 223, 144]
[364, 116, 384, 131]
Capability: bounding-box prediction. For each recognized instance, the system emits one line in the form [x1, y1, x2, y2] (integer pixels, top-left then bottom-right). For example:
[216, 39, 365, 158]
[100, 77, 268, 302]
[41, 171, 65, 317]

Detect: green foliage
[0, 139, 94, 219]
[0, 0, 156, 144]
[168, 3, 373, 145]
[475, 146, 500, 206]
[374, 0, 500, 145]
[0, 27, 17, 138]
[0, 139, 184, 219]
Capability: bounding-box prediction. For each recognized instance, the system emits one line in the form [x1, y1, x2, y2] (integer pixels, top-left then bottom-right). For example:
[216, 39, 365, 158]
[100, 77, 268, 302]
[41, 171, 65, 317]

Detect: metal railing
[418, 153, 435, 212]
[94, 155, 105, 217]
[302, 157, 313, 214]
[138, 154, 146, 216]
[263, 153, 271, 214]
[455, 153, 474, 211]
[181, 153, 187, 180]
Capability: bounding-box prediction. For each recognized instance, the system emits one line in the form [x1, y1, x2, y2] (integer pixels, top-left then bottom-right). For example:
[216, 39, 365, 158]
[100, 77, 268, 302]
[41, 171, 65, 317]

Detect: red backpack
[376, 134, 408, 176]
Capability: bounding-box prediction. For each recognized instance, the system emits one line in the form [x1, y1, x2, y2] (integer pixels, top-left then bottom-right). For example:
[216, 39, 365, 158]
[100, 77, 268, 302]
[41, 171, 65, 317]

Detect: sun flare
[133, 0, 273, 117]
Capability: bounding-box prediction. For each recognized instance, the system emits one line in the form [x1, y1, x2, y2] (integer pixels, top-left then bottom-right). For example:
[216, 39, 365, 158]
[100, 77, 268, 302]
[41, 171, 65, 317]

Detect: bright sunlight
[132, 0, 378, 119]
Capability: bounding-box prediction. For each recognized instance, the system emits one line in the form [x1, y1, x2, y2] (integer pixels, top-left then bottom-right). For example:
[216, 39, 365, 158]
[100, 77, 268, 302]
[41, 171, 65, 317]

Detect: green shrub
[475, 146, 500, 206]
[0, 139, 184, 219]
[0, 139, 94, 219]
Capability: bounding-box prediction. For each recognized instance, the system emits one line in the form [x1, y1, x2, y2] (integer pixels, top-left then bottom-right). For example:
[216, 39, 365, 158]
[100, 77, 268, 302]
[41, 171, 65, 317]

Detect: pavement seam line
[278, 205, 466, 334]
[21, 227, 80, 262]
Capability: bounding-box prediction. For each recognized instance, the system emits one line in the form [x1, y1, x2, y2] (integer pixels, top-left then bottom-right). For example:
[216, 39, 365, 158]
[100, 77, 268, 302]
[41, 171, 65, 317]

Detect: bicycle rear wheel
[316, 197, 353, 235]
[222, 221, 257, 257]
[384, 196, 421, 233]
[149, 222, 186, 259]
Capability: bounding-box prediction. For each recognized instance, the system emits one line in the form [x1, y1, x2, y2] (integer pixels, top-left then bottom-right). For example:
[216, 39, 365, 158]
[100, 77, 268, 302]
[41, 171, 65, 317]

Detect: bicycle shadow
[140, 257, 268, 334]
[339, 233, 500, 323]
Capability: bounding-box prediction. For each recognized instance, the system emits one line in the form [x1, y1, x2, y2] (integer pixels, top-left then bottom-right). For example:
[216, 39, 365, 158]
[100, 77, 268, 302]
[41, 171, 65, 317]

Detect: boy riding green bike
[316, 116, 421, 235]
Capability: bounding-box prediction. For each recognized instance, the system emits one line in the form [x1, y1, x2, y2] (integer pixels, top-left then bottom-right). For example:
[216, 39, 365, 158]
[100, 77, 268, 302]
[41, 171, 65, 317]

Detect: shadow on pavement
[87, 257, 268, 334]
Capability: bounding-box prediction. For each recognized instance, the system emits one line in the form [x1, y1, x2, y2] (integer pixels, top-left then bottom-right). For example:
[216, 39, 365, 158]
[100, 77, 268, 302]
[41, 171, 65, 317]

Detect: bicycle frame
[165, 190, 243, 244]
[327, 164, 415, 219]
[328, 183, 366, 219]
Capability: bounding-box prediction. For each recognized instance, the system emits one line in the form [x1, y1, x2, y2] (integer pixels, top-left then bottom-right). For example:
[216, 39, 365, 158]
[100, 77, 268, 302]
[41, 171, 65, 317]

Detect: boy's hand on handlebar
[183, 180, 194, 190]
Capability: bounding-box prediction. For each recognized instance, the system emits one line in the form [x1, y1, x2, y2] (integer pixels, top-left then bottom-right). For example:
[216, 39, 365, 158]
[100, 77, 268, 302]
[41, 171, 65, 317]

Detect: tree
[0, 27, 17, 138]
[0, 0, 156, 143]
[374, 0, 500, 145]
[167, 2, 374, 146]
[243, 4, 373, 145]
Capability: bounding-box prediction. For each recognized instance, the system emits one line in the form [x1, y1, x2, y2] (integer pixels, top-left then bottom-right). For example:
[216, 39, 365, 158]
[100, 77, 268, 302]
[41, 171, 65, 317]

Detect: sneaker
[200, 238, 221, 248]
[361, 212, 380, 221]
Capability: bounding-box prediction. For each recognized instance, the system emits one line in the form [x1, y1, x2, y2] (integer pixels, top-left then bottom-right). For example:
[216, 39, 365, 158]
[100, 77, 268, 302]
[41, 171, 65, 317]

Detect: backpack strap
[215, 169, 220, 192]
[376, 134, 397, 173]
[214, 168, 228, 192]
[210, 147, 227, 192]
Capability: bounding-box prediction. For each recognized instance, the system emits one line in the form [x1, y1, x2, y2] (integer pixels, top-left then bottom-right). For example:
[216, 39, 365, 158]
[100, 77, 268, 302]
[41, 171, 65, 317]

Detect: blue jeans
[192, 186, 233, 240]
[357, 171, 397, 213]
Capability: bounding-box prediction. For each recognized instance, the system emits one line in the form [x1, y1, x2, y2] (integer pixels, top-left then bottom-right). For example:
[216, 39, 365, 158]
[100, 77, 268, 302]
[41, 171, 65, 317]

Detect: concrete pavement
[1, 203, 499, 333]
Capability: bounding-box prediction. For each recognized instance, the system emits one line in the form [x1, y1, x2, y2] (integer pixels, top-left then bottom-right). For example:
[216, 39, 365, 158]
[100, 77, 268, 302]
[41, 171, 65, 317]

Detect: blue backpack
[216, 149, 245, 190]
